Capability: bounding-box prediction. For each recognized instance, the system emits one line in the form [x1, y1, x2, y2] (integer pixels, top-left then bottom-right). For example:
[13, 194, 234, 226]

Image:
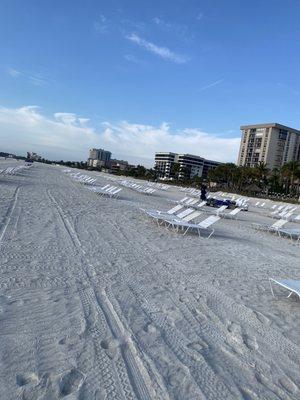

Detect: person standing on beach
[200, 184, 207, 201]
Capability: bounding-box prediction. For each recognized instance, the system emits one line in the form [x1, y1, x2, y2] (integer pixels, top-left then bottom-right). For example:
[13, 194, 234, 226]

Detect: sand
[0, 159, 299, 400]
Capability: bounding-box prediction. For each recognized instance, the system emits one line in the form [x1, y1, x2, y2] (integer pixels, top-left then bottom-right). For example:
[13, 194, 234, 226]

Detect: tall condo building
[154, 152, 221, 180]
[238, 123, 300, 169]
[88, 148, 111, 168]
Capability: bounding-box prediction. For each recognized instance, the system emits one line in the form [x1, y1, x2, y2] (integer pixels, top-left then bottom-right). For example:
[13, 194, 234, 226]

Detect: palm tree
[281, 161, 300, 195]
[254, 162, 269, 191]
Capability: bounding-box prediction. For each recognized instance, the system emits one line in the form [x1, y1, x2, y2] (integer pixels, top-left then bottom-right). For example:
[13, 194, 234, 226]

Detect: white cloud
[0, 105, 240, 165]
[101, 121, 240, 165]
[126, 33, 188, 64]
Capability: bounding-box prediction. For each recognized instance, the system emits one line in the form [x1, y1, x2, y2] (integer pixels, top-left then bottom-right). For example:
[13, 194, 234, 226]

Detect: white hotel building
[154, 152, 221, 180]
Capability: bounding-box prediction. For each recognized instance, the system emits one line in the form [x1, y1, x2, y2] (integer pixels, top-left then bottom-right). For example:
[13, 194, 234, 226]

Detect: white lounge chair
[144, 204, 185, 223]
[108, 187, 122, 199]
[195, 201, 207, 209]
[269, 278, 300, 300]
[162, 208, 194, 224]
[215, 205, 228, 216]
[252, 219, 288, 235]
[220, 207, 241, 219]
[165, 210, 202, 228]
[277, 228, 300, 243]
[168, 215, 221, 238]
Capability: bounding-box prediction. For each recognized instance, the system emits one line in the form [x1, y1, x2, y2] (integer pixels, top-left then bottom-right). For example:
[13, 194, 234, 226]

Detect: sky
[1, 0, 300, 166]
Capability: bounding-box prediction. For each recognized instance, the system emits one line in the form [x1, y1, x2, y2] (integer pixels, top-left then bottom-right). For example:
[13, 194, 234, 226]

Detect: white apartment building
[154, 152, 221, 180]
[238, 123, 300, 169]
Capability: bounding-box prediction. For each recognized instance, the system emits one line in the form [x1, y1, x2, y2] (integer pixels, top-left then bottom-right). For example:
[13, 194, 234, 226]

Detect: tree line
[207, 161, 300, 197]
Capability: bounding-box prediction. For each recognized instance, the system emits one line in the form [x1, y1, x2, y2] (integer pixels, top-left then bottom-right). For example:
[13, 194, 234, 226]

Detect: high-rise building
[88, 148, 111, 167]
[238, 123, 300, 169]
[154, 152, 177, 179]
[154, 152, 221, 180]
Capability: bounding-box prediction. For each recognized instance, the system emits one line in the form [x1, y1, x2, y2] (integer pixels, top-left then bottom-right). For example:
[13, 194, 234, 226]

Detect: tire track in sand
[0, 186, 20, 244]
[46, 189, 156, 400]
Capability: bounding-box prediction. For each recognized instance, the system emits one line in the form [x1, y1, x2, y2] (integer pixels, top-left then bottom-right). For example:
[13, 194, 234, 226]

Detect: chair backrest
[283, 212, 293, 220]
[101, 184, 110, 190]
[106, 186, 117, 192]
[180, 196, 189, 203]
[177, 208, 194, 219]
[199, 215, 221, 229]
[111, 188, 122, 195]
[294, 214, 300, 221]
[229, 208, 241, 216]
[216, 205, 228, 214]
[182, 211, 201, 222]
[189, 199, 198, 205]
[197, 201, 206, 208]
[167, 204, 184, 214]
[271, 219, 288, 228]
[185, 198, 195, 205]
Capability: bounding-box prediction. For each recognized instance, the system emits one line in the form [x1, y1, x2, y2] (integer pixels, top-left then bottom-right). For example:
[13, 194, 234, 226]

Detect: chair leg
[269, 279, 275, 297]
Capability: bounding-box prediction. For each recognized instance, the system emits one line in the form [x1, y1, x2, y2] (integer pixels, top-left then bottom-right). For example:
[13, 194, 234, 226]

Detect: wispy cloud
[196, 13, 203, 21]
[152, 17, 193, 42]
[7, 67, 52, 86]
[198, 79, 224, 92]
[94, 14, 109, 34]
[7, 68, 21, 77]
[126, 33, 189, 64]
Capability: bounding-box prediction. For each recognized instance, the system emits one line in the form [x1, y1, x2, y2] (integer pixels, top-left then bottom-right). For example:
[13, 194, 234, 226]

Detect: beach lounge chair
[149, 207, 194, 226]
[164, 210, 202, 228]
[220, 207, 241, 219]
[252, 219, 288, 235]
[108, 187, 122, 199]
[176, 196, 190, 204]
[269, 278, 300, 300]
[277, 228, 300, 243]
[195, 200, 207, 209]
[144, 204, 185, 221]
[168, 215, 221, 238]
[215, 205, 228, 216]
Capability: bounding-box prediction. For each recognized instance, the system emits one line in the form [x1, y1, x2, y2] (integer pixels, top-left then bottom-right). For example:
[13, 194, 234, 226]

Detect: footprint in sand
[100, 337, 120, 359]
[243, 334, 258, 351]
[241, 386, 259, 399]
[16, 372, 38, 387]
[59, 368, 85, 397]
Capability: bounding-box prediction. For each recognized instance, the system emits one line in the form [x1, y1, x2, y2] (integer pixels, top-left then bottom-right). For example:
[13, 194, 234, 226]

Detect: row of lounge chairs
[177, 197, 242, 219]
[270, 205, 300, 222]
[143, 203, 222, 238]
[0, 165, 32, 175]
[253, 219, 300, 243]
[119, 180, 156, 195]
[88, 184, 122, 199]
[64, 170, 123, 199]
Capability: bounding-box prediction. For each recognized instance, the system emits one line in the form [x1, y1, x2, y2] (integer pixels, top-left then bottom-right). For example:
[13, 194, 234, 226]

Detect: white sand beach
[0, 159, 300, 400]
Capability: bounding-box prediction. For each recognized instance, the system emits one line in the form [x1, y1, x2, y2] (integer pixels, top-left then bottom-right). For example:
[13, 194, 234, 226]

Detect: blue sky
[1, 0, 300, 165]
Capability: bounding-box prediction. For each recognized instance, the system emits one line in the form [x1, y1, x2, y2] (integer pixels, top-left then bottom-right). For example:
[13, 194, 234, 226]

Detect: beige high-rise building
[237, 123, 300, 169]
